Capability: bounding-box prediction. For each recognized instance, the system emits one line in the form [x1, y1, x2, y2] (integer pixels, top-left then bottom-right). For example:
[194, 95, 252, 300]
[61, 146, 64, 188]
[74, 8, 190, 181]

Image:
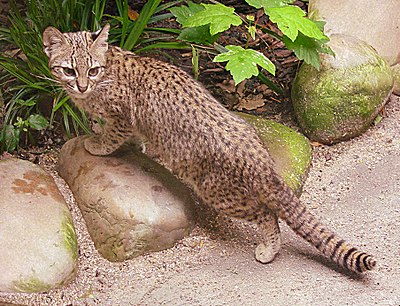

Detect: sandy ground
[1, 95, 400, 306]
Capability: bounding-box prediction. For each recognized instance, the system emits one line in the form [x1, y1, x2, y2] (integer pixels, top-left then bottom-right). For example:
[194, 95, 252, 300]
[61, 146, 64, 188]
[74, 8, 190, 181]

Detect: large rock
[236, 112, 312, 194]
[308, 0, 400, 95]
[57, 137, 195, 262]
[308, 0, 400, 66]
[0, 158, 77, 293]
[292, 34, 393, 144]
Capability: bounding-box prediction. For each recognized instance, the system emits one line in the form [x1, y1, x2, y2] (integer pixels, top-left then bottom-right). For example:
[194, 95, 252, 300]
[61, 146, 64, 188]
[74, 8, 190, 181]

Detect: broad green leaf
[182, 3, 242, 36]
[171, 2, 218, 44]
[170, 1, 204, 25]
[282, 20, 333, 69]
[268, 6, 327, 41]
[214, 45, 275, 84]
[27, 114, 49, 130]
[178, 25, 218, 44]
[245, 0, 294, 10]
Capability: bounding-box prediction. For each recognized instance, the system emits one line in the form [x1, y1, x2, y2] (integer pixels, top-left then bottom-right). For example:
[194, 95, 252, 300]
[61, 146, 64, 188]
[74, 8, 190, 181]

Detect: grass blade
[123, 0, 162, 50]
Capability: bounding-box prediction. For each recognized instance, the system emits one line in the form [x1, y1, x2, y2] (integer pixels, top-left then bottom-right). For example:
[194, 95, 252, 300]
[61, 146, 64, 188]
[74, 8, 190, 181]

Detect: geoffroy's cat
[43, 24, 376, 273]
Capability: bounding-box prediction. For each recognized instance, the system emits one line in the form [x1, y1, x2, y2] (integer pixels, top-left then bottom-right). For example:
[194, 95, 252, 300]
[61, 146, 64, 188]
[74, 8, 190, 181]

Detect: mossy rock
[58, 137, 195, 262]
[0, 158, 77, 293]
[235, 112, 312, 194]
[291, 34, 393, 144]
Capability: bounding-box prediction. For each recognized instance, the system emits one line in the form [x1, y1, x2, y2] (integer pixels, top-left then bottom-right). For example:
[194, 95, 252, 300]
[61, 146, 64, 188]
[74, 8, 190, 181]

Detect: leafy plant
[170, 1, 333, 86]
[0, 114, 48, 152]
[0, 0, 107, 152]
[213, 45, 275, 84]
[0, 0, 176, 153]
[107, 0, 189, 52]
[0, 0, 332, 154]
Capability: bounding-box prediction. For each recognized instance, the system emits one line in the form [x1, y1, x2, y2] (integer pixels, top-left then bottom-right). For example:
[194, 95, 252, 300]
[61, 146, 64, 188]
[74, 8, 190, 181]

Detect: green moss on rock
[292, 34, 393, 144]
[12, 277, 52, 293]
[235, 112, 312, 193]
[61, 213, 78, 261]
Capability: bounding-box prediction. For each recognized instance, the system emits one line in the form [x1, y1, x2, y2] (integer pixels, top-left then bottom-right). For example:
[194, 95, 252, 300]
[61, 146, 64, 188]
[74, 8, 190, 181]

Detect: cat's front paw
[84, 136, 111, 156]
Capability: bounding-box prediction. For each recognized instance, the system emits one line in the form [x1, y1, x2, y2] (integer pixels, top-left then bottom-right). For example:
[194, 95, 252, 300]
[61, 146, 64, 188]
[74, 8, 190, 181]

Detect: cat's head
[43, 24, 110, 98]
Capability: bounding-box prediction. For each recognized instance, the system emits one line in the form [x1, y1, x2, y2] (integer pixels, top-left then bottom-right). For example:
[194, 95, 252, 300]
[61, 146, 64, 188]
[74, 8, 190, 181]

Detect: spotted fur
[43, 24, 376, 273]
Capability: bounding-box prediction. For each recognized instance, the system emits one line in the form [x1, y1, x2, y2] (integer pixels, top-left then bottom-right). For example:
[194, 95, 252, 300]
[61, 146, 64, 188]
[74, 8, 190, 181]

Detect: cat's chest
[75, 91, 117, 118]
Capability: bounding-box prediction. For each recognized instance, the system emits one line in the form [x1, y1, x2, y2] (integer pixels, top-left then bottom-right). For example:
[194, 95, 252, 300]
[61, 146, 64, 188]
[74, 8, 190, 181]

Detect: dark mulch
[131, 0, 306, 127]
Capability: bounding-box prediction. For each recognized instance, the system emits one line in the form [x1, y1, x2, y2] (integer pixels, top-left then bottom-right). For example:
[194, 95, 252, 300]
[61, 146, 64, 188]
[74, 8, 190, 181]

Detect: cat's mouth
[65, 83, 93, 98]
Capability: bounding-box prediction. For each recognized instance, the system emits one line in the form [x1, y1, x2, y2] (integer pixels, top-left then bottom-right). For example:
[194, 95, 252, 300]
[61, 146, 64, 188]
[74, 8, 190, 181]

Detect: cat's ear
[91, 24, 110, 54]
[43, 26, 68, 57]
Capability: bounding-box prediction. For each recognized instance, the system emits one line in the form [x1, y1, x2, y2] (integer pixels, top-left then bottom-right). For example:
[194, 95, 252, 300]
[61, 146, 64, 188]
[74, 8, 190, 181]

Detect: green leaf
[170, 1, 205, 25]
[245, 0, 294, 10]
[27, 114, 49, 130]
[268, 6, 327, 41]
[282, 21, 333, 69]
[182, 3, 242, 36]
[246, 15, 255, 22]
[248, 25, 257, 40]
[1, 124, 20, 152]
[214, 45, 275, 84]
[15, 98, 36, 107]
[171, 2, 218, 44]
[123, 0, 162, 50]
[178, 25, 218, 44]
[135, 41, 190, 53]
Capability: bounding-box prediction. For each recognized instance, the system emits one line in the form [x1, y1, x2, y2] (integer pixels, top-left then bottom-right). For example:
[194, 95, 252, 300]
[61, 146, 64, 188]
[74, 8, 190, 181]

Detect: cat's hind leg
[254, 211, 281, 263]
[224, 204, 282, 264]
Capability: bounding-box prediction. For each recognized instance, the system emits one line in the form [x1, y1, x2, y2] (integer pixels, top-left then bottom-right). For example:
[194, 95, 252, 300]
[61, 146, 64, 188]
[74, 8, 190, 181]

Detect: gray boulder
[309, 0, 400, 66]
[292, 34, 393, 144]
[0, 158, 77, 293]
[308, 0, 400, 95]
[236, 112, 312, 194]
[57, 137, 195, 262]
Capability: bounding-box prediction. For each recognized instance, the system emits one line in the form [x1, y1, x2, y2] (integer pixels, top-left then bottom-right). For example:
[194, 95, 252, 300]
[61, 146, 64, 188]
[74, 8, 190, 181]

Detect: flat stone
[309, 0, 400, 66]
[57, 137, 195, 262]
[236, 112, 312, 194]
[0, 158, 77, 293]
[291, 34, 393, 144]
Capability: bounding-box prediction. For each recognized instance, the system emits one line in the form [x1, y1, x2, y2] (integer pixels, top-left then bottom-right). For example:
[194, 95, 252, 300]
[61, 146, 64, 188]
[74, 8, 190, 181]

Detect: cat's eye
[88, 67, 101, 77]
[62, 67, 76, 77]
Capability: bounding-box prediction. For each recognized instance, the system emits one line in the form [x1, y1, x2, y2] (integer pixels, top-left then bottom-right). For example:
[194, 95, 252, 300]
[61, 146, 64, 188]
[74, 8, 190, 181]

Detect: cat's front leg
[84, 118, 134, 156]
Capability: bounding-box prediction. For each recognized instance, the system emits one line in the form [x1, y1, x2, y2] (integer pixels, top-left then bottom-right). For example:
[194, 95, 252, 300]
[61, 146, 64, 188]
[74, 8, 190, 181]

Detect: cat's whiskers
[36, 74, 61, 84]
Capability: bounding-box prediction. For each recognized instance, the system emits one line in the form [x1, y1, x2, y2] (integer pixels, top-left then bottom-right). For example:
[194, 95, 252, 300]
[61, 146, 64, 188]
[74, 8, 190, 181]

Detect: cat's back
[104, 46, 266, 158]
[105, 46, 191, 85]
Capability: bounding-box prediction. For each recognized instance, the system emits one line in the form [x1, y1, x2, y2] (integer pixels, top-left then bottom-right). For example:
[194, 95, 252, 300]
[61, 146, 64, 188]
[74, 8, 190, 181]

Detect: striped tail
[272, 186, 376, 273]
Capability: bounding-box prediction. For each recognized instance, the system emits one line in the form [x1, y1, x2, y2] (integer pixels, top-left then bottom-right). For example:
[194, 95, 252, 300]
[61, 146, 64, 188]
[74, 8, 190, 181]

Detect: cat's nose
[77, 84, 88, 93]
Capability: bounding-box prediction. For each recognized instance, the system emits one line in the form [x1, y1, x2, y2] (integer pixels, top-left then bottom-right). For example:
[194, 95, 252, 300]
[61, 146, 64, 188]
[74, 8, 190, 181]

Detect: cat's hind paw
[255, 242, 279, 264]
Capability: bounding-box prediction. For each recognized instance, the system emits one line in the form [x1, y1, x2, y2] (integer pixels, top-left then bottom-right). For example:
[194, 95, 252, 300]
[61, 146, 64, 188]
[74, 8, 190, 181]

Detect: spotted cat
[43, 24, 376, 273]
